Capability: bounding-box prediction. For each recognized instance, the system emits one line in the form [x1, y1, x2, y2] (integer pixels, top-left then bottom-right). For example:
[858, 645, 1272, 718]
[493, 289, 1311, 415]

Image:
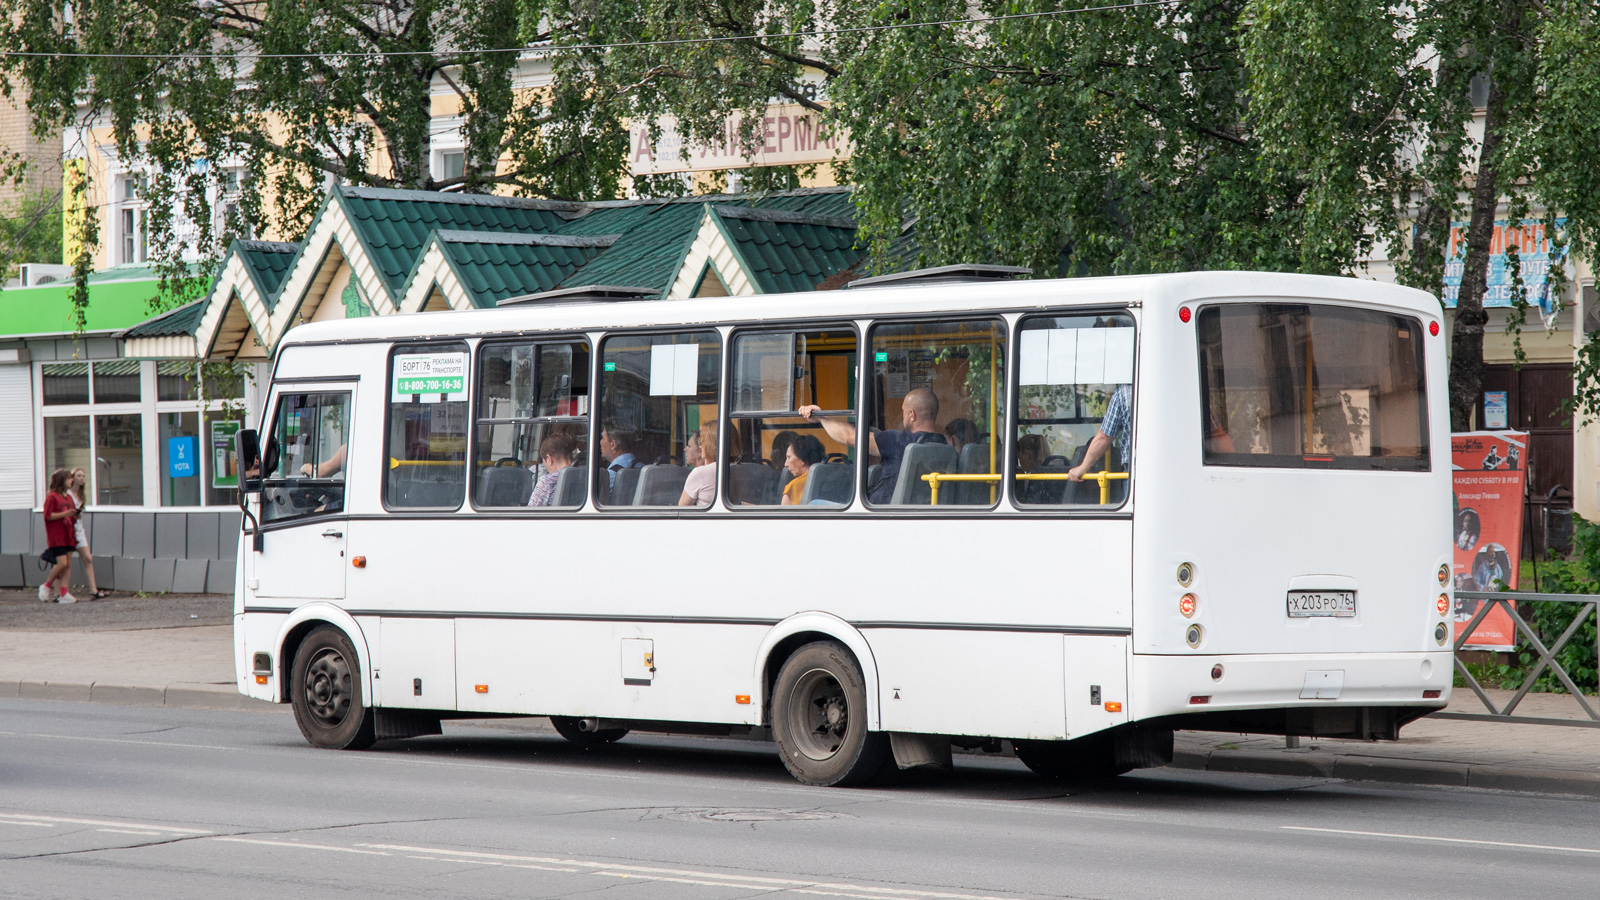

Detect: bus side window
[727, 327, 858, 507]
[260, 391, 351, 523]
[596, 330, 721, 508]
[474, 340, 591, 509]
[863, 318, 1005, 508]
[1014, 314, 1135, 507]
[385, 343, 470, 509]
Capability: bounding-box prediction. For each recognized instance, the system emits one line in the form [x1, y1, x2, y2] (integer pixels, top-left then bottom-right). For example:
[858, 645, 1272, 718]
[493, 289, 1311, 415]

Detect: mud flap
[890, 732, 954, 770]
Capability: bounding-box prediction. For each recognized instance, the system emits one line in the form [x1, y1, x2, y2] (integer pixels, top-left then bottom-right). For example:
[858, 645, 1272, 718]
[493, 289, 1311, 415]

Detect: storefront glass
[94, 414, 144, 504]
[202, 409, 243, 506]
[42, 363, 89, 405]
[158, 411, 202, 506]
[92, 360, 142, 403]
[43, 416, 91, 487]
[157, 361, 199, 401]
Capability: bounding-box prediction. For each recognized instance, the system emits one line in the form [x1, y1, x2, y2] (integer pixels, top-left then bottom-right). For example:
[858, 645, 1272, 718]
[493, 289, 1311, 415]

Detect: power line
[0, 1, 1187, 62]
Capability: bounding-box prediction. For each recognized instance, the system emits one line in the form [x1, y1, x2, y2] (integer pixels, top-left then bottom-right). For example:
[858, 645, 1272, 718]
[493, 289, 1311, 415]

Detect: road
[1, 700, 1595, 900]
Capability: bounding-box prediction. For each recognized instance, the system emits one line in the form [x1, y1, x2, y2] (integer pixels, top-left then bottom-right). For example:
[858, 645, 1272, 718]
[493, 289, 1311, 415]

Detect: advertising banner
[628, 104, 849, 176]
[210, 420, 241, 489]
[1441, 217, 1567, 318]
[1451, 431, 1527, 651]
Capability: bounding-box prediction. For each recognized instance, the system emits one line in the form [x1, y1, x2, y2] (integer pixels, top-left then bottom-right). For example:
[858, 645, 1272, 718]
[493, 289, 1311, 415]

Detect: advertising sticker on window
[393, 353, 468, 402]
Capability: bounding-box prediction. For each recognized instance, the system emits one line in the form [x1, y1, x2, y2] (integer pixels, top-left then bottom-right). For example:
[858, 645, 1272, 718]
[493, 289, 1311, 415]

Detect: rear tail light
[1423, 690, 1442, 699]
[1434, 623, 1449, 646]
[1436, 594, 1449, 615]
[1179, 593, 1197, 618]
[1185, 624, 1203, 648]
[1189, 695, 1211, 705]
[1437, 564, 1449, 586]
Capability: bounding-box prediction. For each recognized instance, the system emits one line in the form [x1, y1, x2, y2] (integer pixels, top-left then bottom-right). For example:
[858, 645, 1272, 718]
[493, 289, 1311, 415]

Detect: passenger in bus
[780, 434, 826, 505]
[680, 421, 719, 507]
[528, 433, 578, 508]
[599, 421, 640, 487]
[1015, 433, 1049, 503]
[800, 387, 946, 505]
[1068, 385, 1131, 483]
[768, 430, 798, 470]
[944, 418, 980, 454]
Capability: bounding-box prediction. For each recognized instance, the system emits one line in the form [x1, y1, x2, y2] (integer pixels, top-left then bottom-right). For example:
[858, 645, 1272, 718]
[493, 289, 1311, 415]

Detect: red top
[43, 491, 77, 549]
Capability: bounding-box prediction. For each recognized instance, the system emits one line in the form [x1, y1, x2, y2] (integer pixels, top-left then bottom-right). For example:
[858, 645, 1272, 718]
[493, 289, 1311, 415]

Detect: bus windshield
[1198, 303, 1429, 471]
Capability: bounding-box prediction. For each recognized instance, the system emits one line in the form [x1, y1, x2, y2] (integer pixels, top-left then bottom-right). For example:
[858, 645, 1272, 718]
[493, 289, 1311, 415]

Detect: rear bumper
[1131, 650, 1452, 722]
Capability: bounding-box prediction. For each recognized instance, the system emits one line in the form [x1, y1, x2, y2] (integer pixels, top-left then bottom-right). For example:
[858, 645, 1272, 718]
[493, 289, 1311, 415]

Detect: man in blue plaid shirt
[1068, 384, 1132, 485]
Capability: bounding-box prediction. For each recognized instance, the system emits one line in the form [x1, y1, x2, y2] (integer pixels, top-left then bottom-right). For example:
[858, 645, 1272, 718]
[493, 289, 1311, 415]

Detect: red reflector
[1423, 690, 1442, 699]
[1189, 695, 1211, 705]
[1179, 306, 1192, 323]
[1429, 321, 1440, 336]
[1302, 456, 1333, 462]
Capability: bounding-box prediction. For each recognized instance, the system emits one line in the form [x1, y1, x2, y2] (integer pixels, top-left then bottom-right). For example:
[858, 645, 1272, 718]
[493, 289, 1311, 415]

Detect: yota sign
[392, 352, 467, 402]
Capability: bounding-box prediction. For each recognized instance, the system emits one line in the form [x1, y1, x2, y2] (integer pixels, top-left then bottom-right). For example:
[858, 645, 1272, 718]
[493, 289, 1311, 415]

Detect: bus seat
[478, 464, 534, 507]
[951, 443, 993, 505]
[867, 463, 882, 494]
[1025, 464, 1073, 504]
[800, 462, 852, 505]
[888, 443, 958, 505]
[633, 464, 690, 506]
[553, 465, 588, 507]
[778, 468, 796, 498]
[609, 466, 643, 506]
[390, 475, 464, 508]
[728, 462, 779, 505]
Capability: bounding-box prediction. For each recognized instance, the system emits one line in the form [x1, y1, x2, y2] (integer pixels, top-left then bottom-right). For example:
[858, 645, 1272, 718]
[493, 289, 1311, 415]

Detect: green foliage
[1525, 516, 1600, 694]
[0, 187, 63, 278]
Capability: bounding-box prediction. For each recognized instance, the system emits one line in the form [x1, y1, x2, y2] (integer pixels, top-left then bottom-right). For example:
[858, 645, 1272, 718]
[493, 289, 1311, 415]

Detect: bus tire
[290, 625, 376, 751]
[1013, 733, 1129, 779]
[771, 640, 889, 787]
[549, 716, 629, 746]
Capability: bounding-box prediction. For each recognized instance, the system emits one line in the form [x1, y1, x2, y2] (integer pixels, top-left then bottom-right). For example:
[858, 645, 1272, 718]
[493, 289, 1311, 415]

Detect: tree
[0, 187, 63, 278]
[0, 0, 627, 311]
[1245, 0, 1600, 431]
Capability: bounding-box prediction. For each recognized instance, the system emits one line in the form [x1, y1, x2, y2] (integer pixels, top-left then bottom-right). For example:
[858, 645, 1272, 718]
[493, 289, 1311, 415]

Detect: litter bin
[1544, 485, 1574, 555]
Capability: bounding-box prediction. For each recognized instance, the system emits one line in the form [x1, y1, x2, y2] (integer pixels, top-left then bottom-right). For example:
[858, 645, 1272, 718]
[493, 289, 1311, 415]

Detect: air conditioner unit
[19, 263, 74, 287]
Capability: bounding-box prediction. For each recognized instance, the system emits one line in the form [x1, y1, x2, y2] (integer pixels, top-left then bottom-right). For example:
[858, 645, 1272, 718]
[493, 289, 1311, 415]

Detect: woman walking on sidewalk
[69, 467, 109, 599]
[39, 469, 79, 604]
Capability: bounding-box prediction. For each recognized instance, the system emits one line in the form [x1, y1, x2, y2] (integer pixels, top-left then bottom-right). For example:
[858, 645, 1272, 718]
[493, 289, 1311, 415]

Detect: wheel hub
[786, 668, 850, 762]
[303, 648, 350, 726]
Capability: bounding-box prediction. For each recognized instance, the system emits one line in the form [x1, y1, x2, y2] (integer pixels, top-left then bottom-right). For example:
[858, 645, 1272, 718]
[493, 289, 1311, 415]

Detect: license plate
[1287, 590, 1356, 618]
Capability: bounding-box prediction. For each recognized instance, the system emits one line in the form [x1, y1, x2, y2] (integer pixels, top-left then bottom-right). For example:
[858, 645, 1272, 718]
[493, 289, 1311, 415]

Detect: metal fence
[1433, 590, 1599, 728]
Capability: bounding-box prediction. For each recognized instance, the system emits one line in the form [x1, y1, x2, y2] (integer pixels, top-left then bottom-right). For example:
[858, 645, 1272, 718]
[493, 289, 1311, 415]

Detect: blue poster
[169, 436, 197, 478]
[1441, 217, 1567, 313]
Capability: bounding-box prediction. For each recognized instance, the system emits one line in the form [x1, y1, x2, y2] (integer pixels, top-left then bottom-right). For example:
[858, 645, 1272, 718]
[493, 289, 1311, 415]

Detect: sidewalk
[3, 590, 1597, 796]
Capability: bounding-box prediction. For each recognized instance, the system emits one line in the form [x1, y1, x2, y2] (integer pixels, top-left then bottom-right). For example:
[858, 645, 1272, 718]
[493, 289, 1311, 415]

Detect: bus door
[253, 385, 356, 601]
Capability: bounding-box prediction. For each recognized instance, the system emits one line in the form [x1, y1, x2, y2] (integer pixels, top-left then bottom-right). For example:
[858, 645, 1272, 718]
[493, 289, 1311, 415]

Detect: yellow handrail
[389, 458, 465, 469]
[922, 471, 1129, 505]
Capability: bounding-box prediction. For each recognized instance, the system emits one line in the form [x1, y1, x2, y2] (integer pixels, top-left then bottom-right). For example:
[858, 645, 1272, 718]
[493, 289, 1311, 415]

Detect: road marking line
[97, 829, 164, 836]
[211, 838, 392, 856]
[0, 820, 54, 828]
[361, 843, 1024, 899]
[1283, 826, 1600, 855]
[0, 813, 209, 835]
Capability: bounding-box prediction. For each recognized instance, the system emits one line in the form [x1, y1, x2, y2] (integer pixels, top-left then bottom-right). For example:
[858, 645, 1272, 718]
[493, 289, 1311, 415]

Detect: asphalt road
[1, 701, 1595, 900]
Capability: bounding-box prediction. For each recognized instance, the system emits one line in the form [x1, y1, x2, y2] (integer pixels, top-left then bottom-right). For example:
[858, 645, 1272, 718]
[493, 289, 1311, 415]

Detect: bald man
[799, 387, 947, 505]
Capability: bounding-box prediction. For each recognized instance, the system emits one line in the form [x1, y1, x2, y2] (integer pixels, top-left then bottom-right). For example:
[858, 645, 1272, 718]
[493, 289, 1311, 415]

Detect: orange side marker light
[352, 556, 367, 568]
[1103, 701, 1123, 712]
[735, 694, 751, 705]
[474, 684, 488, 694]
[255, 675, 269, 685]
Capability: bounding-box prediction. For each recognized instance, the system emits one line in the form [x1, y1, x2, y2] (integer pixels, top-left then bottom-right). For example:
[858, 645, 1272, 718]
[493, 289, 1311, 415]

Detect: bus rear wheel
[1013, 733, 1129, 779]
[771, 640, 889, 786]
[290, 625, 376, 750]
[549, 717, 630, 746]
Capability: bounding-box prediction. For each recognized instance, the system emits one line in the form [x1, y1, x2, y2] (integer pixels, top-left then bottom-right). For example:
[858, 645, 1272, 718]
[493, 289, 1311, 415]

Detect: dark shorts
[42, 545, 76, 565]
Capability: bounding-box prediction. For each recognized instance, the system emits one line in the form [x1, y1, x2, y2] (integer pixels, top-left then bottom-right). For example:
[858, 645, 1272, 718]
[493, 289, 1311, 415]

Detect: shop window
[158, 411, 202, 506]
[93, 360, 142, 404]
[42, 363, 89, 406]
[94, 413, 144, 504]
[157, 361, 199, 401]
[44, 417, 91, 489]
[203, 410, 244, 507]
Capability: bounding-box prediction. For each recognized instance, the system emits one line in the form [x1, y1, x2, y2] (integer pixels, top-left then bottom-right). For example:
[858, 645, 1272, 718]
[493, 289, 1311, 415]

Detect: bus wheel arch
[274, 605, 373, 707]
[288, 624, 377, 750]
[756, 614, 881, 731]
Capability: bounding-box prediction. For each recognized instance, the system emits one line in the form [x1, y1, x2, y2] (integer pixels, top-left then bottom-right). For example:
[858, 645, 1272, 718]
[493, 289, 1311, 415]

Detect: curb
[1169, 747, 1600, 798]
[5, 679, 281, 712]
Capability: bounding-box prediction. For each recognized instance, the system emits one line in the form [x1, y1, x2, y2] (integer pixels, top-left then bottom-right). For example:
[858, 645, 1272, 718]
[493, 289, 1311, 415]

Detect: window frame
[259, 389, 354, 525]
[862, 312, 1010, 512]
[722, 322, 862, 511]
[381, 340, 472, 512]
[469, 334, 594, 512]
[593, 326, 724, 512]
[1007, 310, 1139, 512]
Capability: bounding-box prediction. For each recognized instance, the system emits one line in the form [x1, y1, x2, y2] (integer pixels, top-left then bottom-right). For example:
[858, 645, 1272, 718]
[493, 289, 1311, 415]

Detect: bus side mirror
[236, 429, 262, 494]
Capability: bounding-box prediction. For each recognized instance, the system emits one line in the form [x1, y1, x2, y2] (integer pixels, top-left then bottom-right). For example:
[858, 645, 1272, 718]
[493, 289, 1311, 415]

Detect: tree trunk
[1449, 77, 1507, 432]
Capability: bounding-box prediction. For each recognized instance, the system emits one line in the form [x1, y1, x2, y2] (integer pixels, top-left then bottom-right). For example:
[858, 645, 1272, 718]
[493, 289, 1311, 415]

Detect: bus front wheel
[290, 625, 376, 751]
[771, 640, 889, 786]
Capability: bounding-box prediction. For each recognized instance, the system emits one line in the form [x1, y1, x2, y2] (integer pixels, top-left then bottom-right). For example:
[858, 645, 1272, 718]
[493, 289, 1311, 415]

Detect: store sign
[628, 104, 849, 176]
[210, 420, 241, 488]
[1451, 431, 1528, 651]
[1441, 217, 1567, 315]
[168, 436, 197, 478]
[392, 353, 467, 402]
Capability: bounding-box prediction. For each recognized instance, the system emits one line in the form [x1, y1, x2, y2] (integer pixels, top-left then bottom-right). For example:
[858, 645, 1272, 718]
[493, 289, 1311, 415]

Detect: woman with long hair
[69, 468, 109, 599]
[39, 469, 79, 603]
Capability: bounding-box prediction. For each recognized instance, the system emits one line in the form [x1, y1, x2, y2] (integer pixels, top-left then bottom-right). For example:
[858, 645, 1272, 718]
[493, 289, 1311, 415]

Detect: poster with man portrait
[1451, 431, 1527, 651]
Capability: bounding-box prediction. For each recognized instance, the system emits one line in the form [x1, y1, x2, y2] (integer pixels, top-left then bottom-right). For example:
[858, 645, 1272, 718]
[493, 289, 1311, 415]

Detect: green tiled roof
[710, 205, 863, 294]
[124, 298, 206, 338]
[335, 187, 576, 297]
[553, 202, 708, 297]
[234, 240, 300, 298]
[428, 231, 618, 308]
[0, 278, 162, 337]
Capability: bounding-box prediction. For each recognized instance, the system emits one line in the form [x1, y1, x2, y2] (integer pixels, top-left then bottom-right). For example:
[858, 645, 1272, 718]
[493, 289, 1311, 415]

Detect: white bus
[232, 269, 1454, 786]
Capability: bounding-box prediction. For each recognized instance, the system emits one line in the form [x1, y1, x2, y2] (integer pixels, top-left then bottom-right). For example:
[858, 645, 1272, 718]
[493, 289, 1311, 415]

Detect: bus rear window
[1197, 304, 1429, 471]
